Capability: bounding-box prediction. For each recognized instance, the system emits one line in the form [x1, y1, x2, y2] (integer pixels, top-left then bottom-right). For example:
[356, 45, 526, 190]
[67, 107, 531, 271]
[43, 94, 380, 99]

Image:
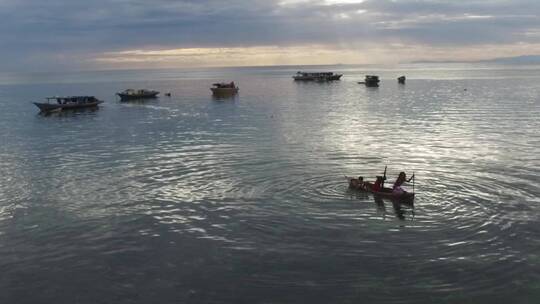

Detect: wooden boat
[347, 177, 415, 203]
[211, 82, 239, 95]
[117, 89, 159, 101]
[293, 71, 342, 81]
[33, 96, 103, 113]
[358, 75, 380, 87]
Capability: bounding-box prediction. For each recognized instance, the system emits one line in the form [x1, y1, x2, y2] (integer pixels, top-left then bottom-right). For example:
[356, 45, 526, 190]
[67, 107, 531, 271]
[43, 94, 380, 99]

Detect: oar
[412, 171, 415, 194]
[382, 165, 387, 188]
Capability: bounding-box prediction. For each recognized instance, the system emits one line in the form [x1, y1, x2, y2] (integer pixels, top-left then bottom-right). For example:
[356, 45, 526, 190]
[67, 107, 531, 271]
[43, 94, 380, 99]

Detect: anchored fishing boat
[211, 82, 239, 95]
[358, 75, 380, 87]
[293, 71, 342, 81]
[117, 89, 159, 101]
[33, 96, 104, 113]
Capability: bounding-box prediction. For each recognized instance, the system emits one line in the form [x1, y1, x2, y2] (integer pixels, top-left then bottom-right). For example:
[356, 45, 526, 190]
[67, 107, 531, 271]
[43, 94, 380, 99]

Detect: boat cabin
[293, 71, 342, 81]
[365, 75, 380, 87]
[47, 96, 99, 105]
[120, 89, 157, 95]
[213, 82, 236, 89]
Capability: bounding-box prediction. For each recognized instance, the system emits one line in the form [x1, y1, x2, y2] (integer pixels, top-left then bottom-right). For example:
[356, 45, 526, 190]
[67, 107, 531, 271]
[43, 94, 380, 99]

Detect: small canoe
[347, 177, 415, 203]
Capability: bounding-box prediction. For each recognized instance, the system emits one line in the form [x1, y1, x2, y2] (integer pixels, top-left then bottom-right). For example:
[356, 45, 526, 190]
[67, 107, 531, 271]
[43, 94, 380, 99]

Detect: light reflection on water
[0, 65, 539, 303]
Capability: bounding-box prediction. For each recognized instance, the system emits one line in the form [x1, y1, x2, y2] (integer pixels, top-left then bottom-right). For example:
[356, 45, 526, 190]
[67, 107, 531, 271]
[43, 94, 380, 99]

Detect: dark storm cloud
[0, 0, 539, 70]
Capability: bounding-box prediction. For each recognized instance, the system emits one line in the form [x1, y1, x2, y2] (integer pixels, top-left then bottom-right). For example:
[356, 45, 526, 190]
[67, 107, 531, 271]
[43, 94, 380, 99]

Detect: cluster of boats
[294, 71, 406, 88]
[32, 78, 417, 206]
[33, 82, 240, 113]
[32, 72, 406, 113]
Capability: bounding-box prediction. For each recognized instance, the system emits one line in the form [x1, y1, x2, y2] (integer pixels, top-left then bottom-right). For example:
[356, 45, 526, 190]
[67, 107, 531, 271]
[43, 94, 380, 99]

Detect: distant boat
[293, 71, 342, 81]
[33, 96, 104, 113]
[358, 75, 380, 87]
[211, 82, 239, 95]
[117, 89, 159, 101]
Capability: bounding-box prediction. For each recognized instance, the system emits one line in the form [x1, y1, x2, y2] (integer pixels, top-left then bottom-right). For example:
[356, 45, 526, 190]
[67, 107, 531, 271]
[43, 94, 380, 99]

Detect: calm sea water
[1, 64, 539, 303]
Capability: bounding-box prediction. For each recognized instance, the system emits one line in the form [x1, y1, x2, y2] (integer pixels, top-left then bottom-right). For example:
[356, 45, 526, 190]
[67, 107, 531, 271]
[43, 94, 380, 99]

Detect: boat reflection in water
[37, 106, 100, 117]
[374, 196, 415, 221]
[347, 176, 415, 221]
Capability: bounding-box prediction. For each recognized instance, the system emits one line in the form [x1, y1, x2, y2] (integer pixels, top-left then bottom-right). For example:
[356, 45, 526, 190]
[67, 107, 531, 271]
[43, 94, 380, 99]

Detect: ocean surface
[0, 64, 539, 303]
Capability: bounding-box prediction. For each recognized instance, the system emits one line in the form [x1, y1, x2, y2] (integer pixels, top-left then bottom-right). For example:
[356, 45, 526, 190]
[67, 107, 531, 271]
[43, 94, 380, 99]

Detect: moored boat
[293, 71, 342, 81]
[211, 82, 239, 95]
[359, 75, 380, 87]
[33, 96, 104, 113]
[117, 89, 159, 101]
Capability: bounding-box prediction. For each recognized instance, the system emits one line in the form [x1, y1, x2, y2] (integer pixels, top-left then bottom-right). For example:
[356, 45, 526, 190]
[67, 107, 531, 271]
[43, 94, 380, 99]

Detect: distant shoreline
[410, 55, 540, 65]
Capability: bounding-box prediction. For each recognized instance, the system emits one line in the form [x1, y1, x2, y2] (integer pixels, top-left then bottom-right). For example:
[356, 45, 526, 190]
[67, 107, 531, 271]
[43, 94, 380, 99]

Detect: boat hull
[211, 87, 239, 95]
[33, 100, 103, 112]
[117, 92, 159, 101]
[293, 74, 342, 81]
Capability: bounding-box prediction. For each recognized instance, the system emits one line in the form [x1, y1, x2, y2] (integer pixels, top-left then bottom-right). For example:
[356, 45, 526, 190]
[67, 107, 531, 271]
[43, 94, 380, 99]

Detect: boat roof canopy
[46, 96, 97, 101]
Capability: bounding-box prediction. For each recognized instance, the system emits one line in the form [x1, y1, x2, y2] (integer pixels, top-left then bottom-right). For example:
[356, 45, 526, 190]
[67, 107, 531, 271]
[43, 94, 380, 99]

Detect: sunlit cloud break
[95, 46, 372, 68]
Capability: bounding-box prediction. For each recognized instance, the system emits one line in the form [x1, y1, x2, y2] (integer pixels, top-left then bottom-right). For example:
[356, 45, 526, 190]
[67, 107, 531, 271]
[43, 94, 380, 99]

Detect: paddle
[382, 165, 387, 188]
[412, 172, 415, 194]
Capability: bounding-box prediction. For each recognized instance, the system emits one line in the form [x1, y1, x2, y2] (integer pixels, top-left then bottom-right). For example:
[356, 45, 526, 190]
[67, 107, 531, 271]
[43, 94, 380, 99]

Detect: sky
[1, 0, 540, 71]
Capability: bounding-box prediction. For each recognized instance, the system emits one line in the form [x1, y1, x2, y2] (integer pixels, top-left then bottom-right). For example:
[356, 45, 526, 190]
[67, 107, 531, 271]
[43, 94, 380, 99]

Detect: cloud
[0, 0, 539, 70]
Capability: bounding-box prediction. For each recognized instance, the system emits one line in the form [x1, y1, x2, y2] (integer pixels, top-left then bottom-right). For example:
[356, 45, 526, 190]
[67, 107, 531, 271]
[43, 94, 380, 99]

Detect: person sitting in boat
[372, 176, 384, 192]
[392, 172, 414, 195]
[349, 176, 364, 189]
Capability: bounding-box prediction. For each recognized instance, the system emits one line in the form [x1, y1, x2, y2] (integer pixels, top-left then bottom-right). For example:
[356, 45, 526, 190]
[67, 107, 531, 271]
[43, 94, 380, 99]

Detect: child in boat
[372, 176, 384, 192]
[392, 172, 414, 194]
[349, 176, 364, 189]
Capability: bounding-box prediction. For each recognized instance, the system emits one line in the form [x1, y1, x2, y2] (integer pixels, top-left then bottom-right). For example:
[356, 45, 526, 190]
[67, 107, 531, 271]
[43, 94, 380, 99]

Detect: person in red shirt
[372, 176, 384, 192]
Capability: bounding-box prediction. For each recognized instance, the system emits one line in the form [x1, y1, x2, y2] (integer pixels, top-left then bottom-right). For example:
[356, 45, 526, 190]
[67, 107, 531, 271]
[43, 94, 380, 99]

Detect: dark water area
[1, 64, 539, 303]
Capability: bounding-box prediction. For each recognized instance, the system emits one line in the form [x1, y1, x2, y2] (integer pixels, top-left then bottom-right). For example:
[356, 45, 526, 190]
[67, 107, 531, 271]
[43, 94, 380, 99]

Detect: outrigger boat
[117, 89, 159, 101]
[33, 96, 103, 113]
